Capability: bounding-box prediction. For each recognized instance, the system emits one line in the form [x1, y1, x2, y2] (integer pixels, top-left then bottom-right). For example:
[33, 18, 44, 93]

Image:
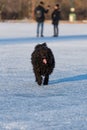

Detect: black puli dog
[31, 43, 55, 85]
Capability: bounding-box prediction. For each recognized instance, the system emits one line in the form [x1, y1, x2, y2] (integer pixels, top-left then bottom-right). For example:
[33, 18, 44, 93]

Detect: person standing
[34, 1, 50, 37]
[51, 4, 61, 37]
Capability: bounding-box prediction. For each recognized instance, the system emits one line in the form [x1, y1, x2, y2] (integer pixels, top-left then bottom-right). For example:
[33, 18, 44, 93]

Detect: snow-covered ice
[0, 22, 87, 130]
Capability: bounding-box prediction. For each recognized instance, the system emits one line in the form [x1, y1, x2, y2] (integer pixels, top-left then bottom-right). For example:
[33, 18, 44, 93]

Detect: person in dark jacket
[52, 4, 61, 37]
[34, 1, 50, 37]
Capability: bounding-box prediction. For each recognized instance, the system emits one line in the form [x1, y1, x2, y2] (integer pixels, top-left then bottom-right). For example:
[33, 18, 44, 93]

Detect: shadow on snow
[49, 74, 87, 85]
[0, 35, 87, 44]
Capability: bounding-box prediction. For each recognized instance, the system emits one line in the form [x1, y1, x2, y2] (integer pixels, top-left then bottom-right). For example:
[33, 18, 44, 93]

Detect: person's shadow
[49, 74, 87, 85]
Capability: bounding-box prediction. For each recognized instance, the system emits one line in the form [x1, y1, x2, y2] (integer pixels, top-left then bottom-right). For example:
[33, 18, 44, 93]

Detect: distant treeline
[0, 0, 87, 20]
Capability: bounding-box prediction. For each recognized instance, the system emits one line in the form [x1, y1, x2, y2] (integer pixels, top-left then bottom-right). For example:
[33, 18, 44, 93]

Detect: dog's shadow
[49, 74, 87, 85]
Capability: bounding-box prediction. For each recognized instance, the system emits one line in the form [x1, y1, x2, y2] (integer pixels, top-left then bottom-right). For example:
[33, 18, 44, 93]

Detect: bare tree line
[0, 0, 87, 20]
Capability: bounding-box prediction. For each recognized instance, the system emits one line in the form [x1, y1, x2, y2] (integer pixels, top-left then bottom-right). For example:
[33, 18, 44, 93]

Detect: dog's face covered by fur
[36, 43, 49, 65]
[31, 43, 55, 85]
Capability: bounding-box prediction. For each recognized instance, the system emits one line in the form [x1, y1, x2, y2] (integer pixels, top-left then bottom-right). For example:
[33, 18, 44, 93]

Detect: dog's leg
[34, 70, 43, 85]
[43, 75, 49, 85]
[35, 74, 42, 86]
[37, 75, 42, 85]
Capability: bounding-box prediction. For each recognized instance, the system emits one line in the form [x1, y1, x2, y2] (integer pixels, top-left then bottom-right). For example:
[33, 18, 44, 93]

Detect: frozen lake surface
[0, 22, 87, 130]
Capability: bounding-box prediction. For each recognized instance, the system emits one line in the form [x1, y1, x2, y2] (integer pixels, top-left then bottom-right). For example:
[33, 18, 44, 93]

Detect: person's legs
[53, 25, 55, 36]
[56, 25, 58, 36]
[37, 22, 40, 37]
[53, 25, 56, 37]
[41, 22, 44, 37]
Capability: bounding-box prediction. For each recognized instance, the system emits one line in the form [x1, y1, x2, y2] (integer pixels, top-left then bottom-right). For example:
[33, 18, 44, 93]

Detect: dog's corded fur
[31, 43, 55, 85]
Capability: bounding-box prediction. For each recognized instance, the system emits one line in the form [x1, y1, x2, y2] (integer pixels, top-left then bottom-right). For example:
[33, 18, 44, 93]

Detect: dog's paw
[37, 76, 42, 85]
